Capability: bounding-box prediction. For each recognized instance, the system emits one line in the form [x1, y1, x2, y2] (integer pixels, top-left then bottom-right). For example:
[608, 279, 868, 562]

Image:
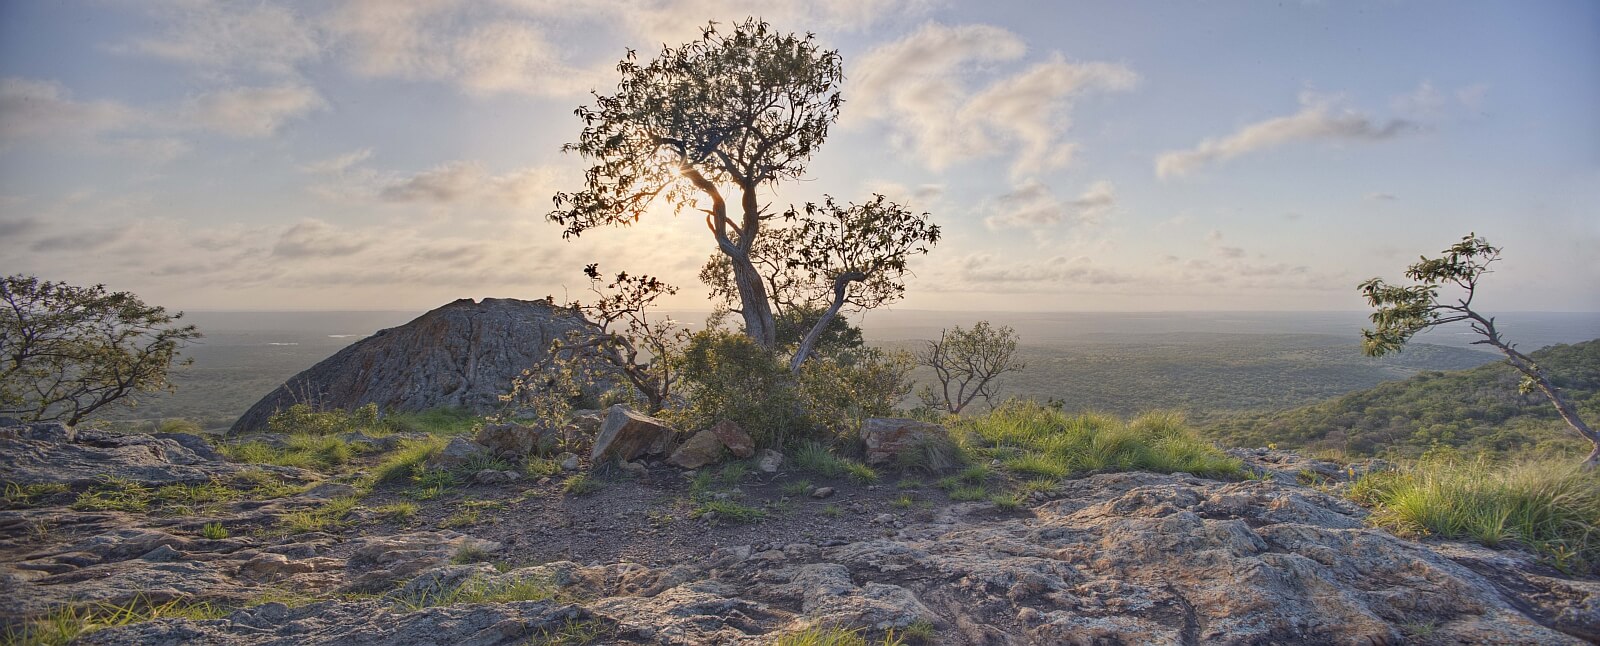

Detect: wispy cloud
[1155, 93, 1416, 179]
[984, 180, 1116, 230]
[115, 0, 321, 77]
[850, 23, 1137, 179]
[186, 85, 326, 137]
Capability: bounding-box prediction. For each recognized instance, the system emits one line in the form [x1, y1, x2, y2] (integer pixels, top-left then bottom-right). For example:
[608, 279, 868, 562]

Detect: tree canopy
[550, 18, 844, 348]
[1, 275, 200, 425]
[1360, 233, 1600, 467]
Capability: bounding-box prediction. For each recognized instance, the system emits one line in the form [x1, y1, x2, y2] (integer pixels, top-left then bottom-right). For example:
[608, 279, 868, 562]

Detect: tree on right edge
[1359, 233, 1600, 468]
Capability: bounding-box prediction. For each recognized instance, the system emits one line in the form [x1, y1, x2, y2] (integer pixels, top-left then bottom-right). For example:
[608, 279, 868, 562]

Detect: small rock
[811, 487, 836, 499]
[620, 461, 648, 478]
[475, 423, 551, 457]
[1018, 607, 1042, 624]
[872, 513, 895, 525]
[558, 453, 581, 471]
[472, 469, 520, 485]
[756, 449, 784, 474]
[425, 437, 490, 470]
[667, 429, 726, 469]
[304, 482, 359, 499]
[140, 545, 183, 562]
[709, 420, 755, 458]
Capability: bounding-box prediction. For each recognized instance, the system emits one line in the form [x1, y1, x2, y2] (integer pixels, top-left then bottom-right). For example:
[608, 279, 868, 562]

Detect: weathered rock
[231, 298, 603, 433]
[0, 424, 310, 487]
[620, 461, 648, 479]
[425, 437, 489, 471]
[757, 449, 784, 473]
[591, 405, 674, 463]
[861, 418, 950, 466]
[558, 452, 580, 471]
[666, 429, 726, 469]
[709, 420, 755, 458]
[471, 469, 520, 485]
[475, 423, 551, 457]
[303, 482, 358, 499]
[811, 487, 836, 499]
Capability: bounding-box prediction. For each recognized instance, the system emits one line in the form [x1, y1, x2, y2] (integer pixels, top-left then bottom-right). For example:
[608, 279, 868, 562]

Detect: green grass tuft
[793, 442, 849, 478]
[199, 522, 228, 540]
[562, 474, 603, 496]
[1350, 456, 1600, 572]
[958, 401, 1242, 480]
[691, 499, 768, 524]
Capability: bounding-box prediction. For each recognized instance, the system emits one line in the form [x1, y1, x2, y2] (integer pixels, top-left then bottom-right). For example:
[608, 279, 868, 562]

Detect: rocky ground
[3, 420, 1599, 645]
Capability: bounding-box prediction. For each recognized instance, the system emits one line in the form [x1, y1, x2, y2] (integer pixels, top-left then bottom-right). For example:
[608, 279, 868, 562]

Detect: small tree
[550, 18, 844, 349]
[0, 275, 201, 425]
[915, 321, 1025, 414]
[1359, 233, 1600, 468]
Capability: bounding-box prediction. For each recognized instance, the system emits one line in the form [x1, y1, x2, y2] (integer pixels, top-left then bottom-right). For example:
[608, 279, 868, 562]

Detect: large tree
[1, 275, 200, 425]
[550, 18, 843, 349]
[1359, 233, 1600, 468]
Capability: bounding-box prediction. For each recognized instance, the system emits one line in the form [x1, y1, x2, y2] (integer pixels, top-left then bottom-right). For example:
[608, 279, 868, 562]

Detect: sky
[0, 0, 1596, 313]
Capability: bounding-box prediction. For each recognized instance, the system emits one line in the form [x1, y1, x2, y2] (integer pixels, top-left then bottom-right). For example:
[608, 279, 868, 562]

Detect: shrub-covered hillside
[1203, 338, 1600, 458]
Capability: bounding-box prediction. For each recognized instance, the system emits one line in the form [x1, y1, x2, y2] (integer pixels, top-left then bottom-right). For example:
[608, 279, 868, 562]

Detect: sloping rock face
[0, 422, 311, 487]
[231, 298, 593, 433]
[68, 472, 1599, 645]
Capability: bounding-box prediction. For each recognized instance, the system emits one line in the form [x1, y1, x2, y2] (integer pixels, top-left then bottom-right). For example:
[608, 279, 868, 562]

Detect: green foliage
[948, 485, 989, 501]
[989, 492, 1024, 510]
[960, 401, 1242, 479]
[773, 625, 915, 646]
[781, 480, 814, 496]
[1350, 456, 1600, 572]
[916, 321, 1025, 414]
[844, 461, 880, 484]
[1358, 233, 1500, 358]
[0, 275, 202, 425]
[375, 502, 419, 522]
[675, 330, 808, 446]
[1205, 340, 1600, 459]
[793, 441, 848, 477]
[278, 496, 358, 535]
[441, 509, 481, 528]
[266, 403, 377, 436]
[156, 418, 204, 434]
[366, 436, 448, 485]
[797, 346, 915, 437]
[396, 573, 561, 611]
[383, 407, 477, 435]
[562, 474, 603, 496]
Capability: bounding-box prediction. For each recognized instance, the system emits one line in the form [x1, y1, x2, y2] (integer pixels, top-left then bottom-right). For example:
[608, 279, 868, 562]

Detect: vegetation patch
[278, 496, 358, 535]
[2, 482, 69, 509]
[1350, 456, 1600, 572]
[691, 499, 768, 524]
[959, 402, 1242, 480]
[3, 595, 227, 646]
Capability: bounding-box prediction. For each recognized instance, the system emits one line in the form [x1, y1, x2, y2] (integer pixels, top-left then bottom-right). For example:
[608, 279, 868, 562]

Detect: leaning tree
[550, 18, 844, 349]
[1359, 233, 1600, 468]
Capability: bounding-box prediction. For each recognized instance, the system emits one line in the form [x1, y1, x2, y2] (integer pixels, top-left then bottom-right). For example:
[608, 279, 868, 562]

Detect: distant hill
[1202, 338, 1600, 458]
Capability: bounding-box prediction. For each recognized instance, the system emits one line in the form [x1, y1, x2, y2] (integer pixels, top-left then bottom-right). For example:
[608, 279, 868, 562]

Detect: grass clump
[989, 492, 1023, 510]
[525, 456, 563, 478]
[71, 477, 152, 512]
[441, 509, 482, 528]
[562, 474, 603, 496]
[692, 499, 768, 524]
[781, 480, 814, 497]
[199, 522, 228, 540]
[1350, 456, 1600, 572]
[279, 496, 358, 535]
[397, 573, 560, 611]
[793, 442, 849, 478]
[773, 625, 918, 646]
[948, 485, 988, 502]
[3, 482, 69, 509]
[367, 436, 448, 485]
[4, 595, 228, 646]
[844, 462, 880, 484]
[375, 502, 419, 522]
[959, 402, 1242, 479]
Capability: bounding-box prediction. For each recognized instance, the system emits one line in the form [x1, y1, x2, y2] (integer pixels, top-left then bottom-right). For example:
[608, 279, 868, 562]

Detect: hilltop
[1203, 339, 1600, 458]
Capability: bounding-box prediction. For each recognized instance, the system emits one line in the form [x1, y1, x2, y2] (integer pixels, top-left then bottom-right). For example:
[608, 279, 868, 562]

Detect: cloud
[851, 23, 1137, 178]
[271, 219, 374, 258]
[984, 180, 1116, 230]
[1155, 94, 1416, 179]
[1364, 192, 1398, 201]
[0, 78, 137, 146]
[116, 0, 321, 77]
[185, 85, 326, 137]
[29, 224, 133, 252]
[377, 161, 564, 208]
[0, 217, 40, 239]
[301, 149, 375, 174]
[955, 253, 1135, 288]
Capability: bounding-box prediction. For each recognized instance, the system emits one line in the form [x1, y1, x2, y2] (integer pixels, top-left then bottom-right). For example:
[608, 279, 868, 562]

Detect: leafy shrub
[797, 346, 915, 438]
[674, 330, 809, 447]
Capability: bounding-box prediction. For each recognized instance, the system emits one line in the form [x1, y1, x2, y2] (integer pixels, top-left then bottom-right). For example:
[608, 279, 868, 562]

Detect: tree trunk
[1480, 323, 1600, 470]
[789, 272, 863, 374]
[727, 249, 776, 348]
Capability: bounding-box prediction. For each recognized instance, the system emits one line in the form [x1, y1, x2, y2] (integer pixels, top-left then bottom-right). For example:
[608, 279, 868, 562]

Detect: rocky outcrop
[667, 422, 755, 469]
[861, 418, 950, 466]
[231, 298, 596, 433]
[0, 422, 310, 487]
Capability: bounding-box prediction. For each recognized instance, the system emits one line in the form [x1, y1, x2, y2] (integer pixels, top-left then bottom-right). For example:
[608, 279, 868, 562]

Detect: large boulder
[591, 406, 674, 463]
[230, 298, 599, 433]
[666, 429, 726, 470]
[474, 423, 552, 457]
[861, 418, 950, 466]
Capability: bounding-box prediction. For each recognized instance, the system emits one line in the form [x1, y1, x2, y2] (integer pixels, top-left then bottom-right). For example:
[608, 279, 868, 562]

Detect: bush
[674, 330, 809, 447]
[1350, 456, 1600, 572]
[265, 403, 380, 436]
[797, 346, 914, 438]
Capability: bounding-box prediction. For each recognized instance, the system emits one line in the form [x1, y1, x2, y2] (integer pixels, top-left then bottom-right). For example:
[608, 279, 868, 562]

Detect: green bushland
[1349, 455, 1600, 572]
[1205, 339, 1599, 460]
[955, 401, 1243, 479]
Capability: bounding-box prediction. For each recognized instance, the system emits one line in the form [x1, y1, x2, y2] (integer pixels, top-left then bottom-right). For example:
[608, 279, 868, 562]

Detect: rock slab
[591, 406, 674, 463]
[860, 418, 949, 466]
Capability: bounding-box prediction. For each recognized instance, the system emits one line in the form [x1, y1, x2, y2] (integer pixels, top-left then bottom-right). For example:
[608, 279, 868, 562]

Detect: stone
[666, 429, 726, 469]
[709, 420, 755, 458]
[474, 423, 551, 457]
[231, 298, 607, 433]
[139, 545, 183, 562]
[591, 405, 675, 463]
[756, 449, 784, 473]
[425, 436, 489, 470]
[620, 461, 648, 479]
[0, 425, 312, 487]
[811, 487, 836, 499]
[558, 452, 581, 471]
[860, 418, 951, 466]
[303, 482, 358, 499]
[471, 469, 520, 485]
